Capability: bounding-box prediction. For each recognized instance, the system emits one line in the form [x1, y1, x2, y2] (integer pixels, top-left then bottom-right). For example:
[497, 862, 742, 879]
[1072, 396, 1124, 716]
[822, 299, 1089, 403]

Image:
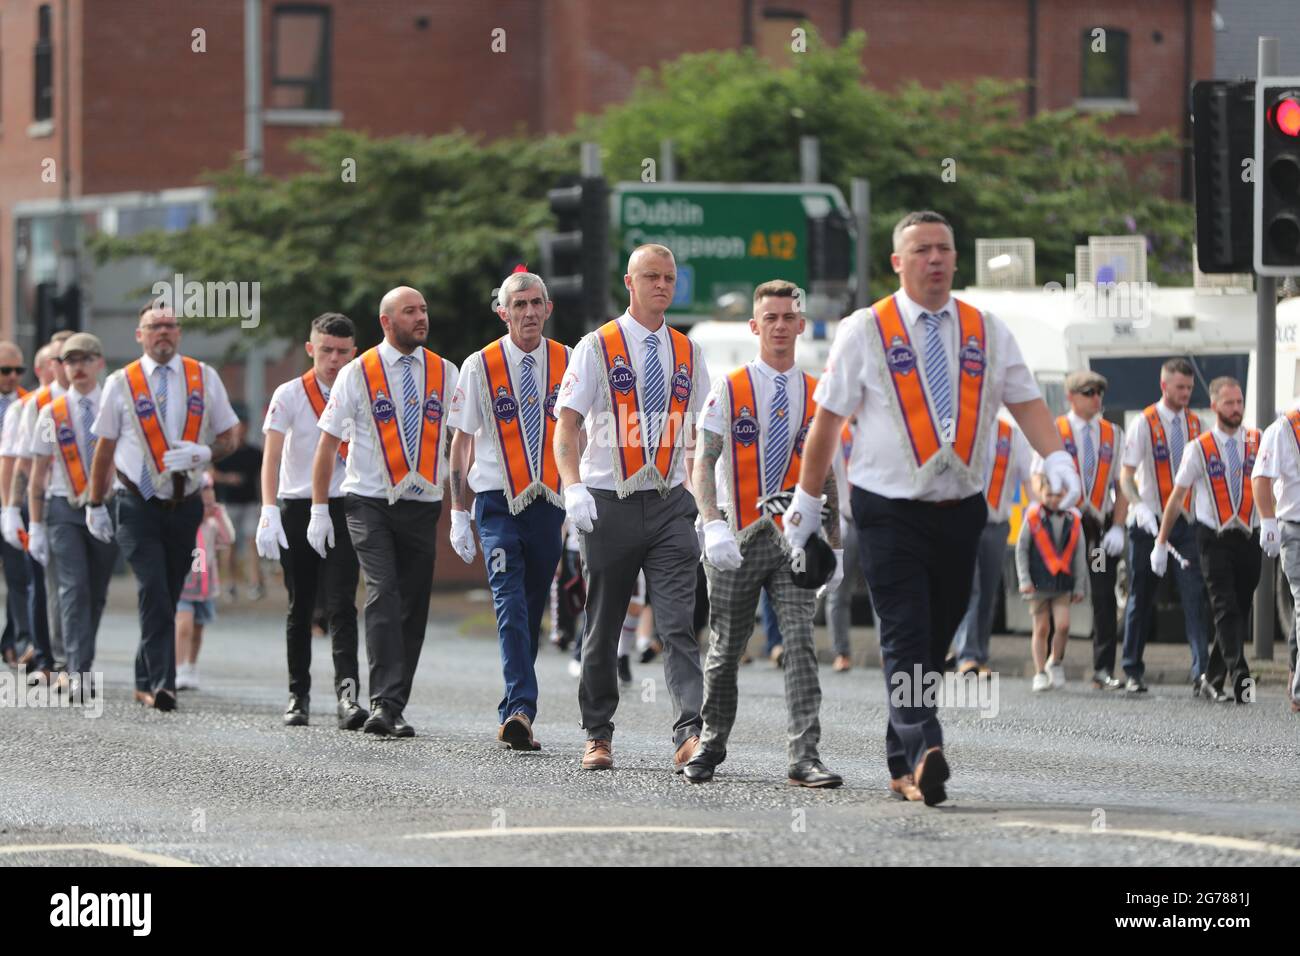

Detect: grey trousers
[952, 520, 1010, 666]
[578, 484, 702, 747]
[825, 519, 862, 658]
[46, 546, 64, 664]
[46, 497, 118, 675]
[1278, 521, 1300, 701]
[701, 524, 822, 765]
[344, 495, 440, 713]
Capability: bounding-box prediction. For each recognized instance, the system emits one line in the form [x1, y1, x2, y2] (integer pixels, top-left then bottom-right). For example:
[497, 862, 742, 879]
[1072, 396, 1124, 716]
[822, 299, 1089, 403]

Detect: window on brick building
[34, 3, 53, 122]
[756, 9, 808, 69]
[271, 5, 331, 110]
[1080, 27, 1129, 101]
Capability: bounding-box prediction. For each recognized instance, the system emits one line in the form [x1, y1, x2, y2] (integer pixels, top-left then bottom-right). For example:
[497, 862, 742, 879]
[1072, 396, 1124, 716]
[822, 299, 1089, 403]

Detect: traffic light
[34, 280, 82, 344]
[541, 174, 609, 343]
[1255, 78, 1300, 275]
[1192, 80, 1255, 274]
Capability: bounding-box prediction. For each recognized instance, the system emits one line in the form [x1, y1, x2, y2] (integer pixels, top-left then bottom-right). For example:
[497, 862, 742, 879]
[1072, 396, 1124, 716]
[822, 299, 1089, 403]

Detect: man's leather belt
[116, 470, 197, 509]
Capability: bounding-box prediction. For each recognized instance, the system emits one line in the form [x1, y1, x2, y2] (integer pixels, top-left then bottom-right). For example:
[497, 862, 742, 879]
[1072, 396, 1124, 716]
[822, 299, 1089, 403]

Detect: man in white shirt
[258, 312, 364, 730]
[313, 286, 458, 739]
[1152, 376, 1258, 704]
[781, 211, 1079, 806]
[27, 333, 116, 699]
[0, 342, 32, 670]
[447, 269, 570, 752]
[1252, 399, 1300, 712]
[953, 410, 1032, 675]
[1030, 370, 1129, 689]
[1118, 358, 1208, 692]
[554, 244, 711, 773]
[88, 303, 242, 711]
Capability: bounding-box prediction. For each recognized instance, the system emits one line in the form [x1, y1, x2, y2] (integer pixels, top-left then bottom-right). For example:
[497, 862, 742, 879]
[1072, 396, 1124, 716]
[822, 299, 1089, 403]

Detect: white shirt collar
[69, 383, 102, 406]
[1212, 424, 1241, 444]
[378, 339, 423, 368]
[140, 353, 182, 379]
[501, 334, 545, 366]
[618, 310, 667, 346]
[896, 291, 956, 328]
[1158, 398, 1185, 420]
[1067, 409, 1097, 430]
[753, 358, 796, 384]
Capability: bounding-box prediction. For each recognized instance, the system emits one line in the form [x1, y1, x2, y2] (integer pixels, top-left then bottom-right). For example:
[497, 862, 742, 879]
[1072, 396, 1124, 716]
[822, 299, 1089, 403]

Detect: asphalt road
[1, 589, 1298, 867]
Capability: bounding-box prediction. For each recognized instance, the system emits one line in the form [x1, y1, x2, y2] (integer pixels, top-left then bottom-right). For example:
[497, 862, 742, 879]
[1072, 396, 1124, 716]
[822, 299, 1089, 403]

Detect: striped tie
[139, 366, 170, 500]
[399, 355, 421, 460]
[764, 373, 789, 495]
[1227, 434, 1242, 512]
[1169, 413, 1185, 473]
[518, 353, 542, 475]
[1082, 423, 1096, 501]
[921, 311, 953, 437]
[80, 396, 96, 464]
[642, 335, 666, 452]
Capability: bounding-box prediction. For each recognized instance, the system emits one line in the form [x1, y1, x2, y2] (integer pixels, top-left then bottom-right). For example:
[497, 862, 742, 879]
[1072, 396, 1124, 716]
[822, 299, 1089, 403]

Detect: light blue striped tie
[1226, 435, 1242, 512]
[518, 353, 542, 476]
[1169, 414, 1185, 473]
[139, 366, 169, 500]
[80, 396, 96, 464]
[1082, 423, 1096, 501]
[399, 355, 421, 460]
[642, 335, 666, 452]
[921, 311, 953, 437]
[764, 373, 789, 495]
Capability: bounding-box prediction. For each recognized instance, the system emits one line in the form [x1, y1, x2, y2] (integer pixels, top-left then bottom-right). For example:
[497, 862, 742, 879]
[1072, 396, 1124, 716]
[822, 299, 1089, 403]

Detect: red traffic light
[1270, 95, 1300, 137]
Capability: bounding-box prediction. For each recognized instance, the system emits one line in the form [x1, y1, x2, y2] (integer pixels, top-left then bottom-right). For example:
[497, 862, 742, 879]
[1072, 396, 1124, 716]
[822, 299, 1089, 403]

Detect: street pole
[243, 0, 267, 439]
[800, 136, 819, 184]
[851, 178, 870, 309]
[1254, 35, 1278, 661]
[660, 140, 676, 182]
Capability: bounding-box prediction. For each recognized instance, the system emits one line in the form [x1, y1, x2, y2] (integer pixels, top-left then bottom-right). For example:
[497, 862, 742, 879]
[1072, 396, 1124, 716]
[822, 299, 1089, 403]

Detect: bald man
[0, 342, 31, 668]
[313, 286, 459, 737]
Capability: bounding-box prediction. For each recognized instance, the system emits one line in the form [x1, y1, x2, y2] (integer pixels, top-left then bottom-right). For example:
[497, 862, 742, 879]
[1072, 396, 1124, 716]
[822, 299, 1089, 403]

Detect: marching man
[686, 279, 843, 787]
[1151, 376, 1258, 704]
[447, 268, 570, 751]
[1252, 396, 1300, 712]
[554, 244, 711, 772]
[782, 211, 1079, 806]
[313, 286, 458, 738]
[257, 312, 365, 729]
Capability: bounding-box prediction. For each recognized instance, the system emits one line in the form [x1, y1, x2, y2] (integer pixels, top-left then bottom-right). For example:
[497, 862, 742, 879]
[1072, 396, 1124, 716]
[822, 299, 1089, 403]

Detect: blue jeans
[1122, 519, 1208, 683]
[475, 491, 565, 724]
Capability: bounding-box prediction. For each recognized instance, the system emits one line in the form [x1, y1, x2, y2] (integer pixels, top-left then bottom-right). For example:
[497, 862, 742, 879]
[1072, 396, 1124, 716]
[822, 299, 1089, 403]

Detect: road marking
[406, 825, 742, 840]
[0, 843, 198, 866]
[999, 821, 1300, 859]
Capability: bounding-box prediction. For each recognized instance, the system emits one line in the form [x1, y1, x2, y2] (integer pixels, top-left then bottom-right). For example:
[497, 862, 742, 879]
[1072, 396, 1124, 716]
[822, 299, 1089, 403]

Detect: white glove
[1149, 540, 1169, 577]
[306, 503, 334, 558]
[255, 504, 289, 561]
[1132, 501, 1160, 537]
[1, 506, 24, 550]
[781, 485, 824, 551]
[1101, 525, 1125, 557]
[563, 482, 598, 533]
[449, 509, 477, 564]
[27, 522, 48, 566]
[1043, 450, 1082, 510]
[85, 504, 114, 543]
[702, 519, 743, 570]
[694, 514, 706, 556]
[161, 440, 212, 472]
[1261, 517, 1282, 558]
[817, 548, 845, 600]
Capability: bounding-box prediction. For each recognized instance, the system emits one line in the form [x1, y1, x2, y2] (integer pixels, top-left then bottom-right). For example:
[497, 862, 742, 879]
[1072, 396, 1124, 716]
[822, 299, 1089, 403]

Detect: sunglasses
[1076, 387, 1105, 397]
[0, 366, 25, 375]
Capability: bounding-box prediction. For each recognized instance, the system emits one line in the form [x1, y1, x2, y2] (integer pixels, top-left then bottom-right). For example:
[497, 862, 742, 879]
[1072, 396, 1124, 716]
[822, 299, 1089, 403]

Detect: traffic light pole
[1255, 37, 1278, 662]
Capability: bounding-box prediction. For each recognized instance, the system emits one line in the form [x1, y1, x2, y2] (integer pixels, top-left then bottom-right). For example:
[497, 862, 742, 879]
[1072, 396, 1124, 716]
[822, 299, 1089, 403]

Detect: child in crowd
[1017, 488, 1088, 692]
[176, 475, 234, 691]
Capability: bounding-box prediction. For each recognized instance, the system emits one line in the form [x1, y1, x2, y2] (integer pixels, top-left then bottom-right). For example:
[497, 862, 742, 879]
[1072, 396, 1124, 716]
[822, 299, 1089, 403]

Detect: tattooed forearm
[1119, 466, 1142, 506]
[209, 428, 239, 463]
[450, 469, 465, 510]
[822, 472, 841, 547]
[692, 431, 724, 523]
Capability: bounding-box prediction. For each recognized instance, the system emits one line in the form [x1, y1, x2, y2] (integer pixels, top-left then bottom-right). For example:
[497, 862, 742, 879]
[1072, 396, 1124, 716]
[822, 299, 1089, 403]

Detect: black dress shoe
[364, 703, 401, 737]
[153, 690, 177, 712]
[683, 748, 725, 784]
[788, 759, 843, 789]
[337, 698, 368, 731]
[392, 713, 415, 738]
[284, 694, 309, 727]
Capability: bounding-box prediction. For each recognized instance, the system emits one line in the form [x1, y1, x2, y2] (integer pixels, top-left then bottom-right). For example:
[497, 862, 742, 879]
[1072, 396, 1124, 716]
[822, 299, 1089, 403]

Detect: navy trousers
[1122, 518, 1208, 683]
[475, 490, 565, 724]
[0, 539, 31, 659]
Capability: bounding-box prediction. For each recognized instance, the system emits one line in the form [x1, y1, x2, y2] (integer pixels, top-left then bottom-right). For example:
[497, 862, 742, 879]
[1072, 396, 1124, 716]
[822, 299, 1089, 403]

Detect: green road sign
[612, 182, 854, 321]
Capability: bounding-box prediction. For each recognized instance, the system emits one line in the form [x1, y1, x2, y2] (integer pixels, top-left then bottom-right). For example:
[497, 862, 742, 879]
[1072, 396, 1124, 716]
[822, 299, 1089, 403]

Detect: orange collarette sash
[302, 370, 348, 463]
[986, 419, 1012, 510]
[1287, 409, 1300, 459]
[479, 337, 567, 514]
[1143, 404, 1200, 511]
[1056, 415, 1115, 517]
[725, 367, 817, 535]
[1197, 429, 1259, 532]
[1026, 502, 1081, 576]
[358, 347, 445, 502]
[48, 395, 92, 505]
[595, 320, 695, 497]
[124, 357, 204, 486]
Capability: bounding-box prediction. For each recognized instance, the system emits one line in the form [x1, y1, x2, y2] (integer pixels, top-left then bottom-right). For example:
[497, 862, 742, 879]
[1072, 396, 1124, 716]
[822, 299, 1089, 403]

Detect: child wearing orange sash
[1016, 489, 1088, 692]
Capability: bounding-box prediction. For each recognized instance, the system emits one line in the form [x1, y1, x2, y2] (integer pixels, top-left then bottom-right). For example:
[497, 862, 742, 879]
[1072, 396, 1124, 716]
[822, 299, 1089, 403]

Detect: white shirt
[0, 392, 32, 457]
[814, 292, 1040, 502]
[94, 354, 240, 500]
[0, 390, 24, 451]
[1255, 407, 1300, 521]
[986, 414, 1033, 524]
[263, 376, 346, 499]
[1121, 398, 1203, 519]
[317, 340, 459, 503]
[32, 385, 102, 500]
[699, 359, 810, 510]
[447, 336, 571, 494]
[13, 383, 66, 459]
[1173, 424, 1258, 530]
[556, 311, 711, 492]
[1031, 410, 1125, 516]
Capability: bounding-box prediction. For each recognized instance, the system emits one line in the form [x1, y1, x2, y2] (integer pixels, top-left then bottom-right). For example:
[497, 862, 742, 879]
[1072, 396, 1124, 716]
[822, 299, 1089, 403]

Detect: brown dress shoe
[2, 647, 17, 667]
[673, 735, 700, 773]
[17, 646, 34, 668]
[914, 747, 950, 807]
[53, 672, 71, 694]
[832, 655, 852, 673]
[499, 712, 542, 751]
[1290, 671, 1299, 714]
[888, 774, 924, 801]
[133, 689, 156, 707]
[956, 660, 980, 676]
[582, 738, 613, 770]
